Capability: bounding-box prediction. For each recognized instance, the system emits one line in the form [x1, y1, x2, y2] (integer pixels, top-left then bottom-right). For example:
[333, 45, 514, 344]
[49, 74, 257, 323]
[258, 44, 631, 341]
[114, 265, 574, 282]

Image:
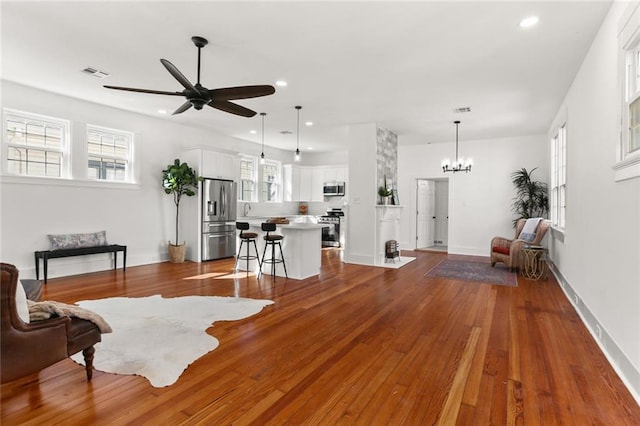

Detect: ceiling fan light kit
[294, 105, 302, 163]
[103, 36, 275, 117]
[442, 120, 472, 173]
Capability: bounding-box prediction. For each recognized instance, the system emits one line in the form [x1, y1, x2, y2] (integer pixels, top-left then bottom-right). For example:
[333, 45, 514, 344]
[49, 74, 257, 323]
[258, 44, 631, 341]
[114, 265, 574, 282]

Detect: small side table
[520, 245, 548, 280]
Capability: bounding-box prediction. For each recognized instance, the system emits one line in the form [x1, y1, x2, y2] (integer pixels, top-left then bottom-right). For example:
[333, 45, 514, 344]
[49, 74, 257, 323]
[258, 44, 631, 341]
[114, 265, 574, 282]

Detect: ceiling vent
[453, 106, 471, 113]
[82, 67, 110, 79]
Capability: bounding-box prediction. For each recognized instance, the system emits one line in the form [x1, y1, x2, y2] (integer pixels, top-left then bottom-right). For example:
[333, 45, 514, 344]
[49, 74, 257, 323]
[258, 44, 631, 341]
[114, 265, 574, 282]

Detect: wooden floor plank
[1, 250, 638, 424]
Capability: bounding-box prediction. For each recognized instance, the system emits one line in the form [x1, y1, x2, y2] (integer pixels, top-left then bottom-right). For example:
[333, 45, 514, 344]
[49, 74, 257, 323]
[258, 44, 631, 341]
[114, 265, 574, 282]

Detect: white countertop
[245, 220, 325, 230]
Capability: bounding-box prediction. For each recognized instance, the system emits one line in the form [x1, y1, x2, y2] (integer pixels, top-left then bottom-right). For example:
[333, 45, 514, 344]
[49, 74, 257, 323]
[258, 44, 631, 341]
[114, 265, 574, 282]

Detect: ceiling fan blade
[103, 85, 183, 96]
[172, 101, 193, 116]
[209, 85, 276, 101]
[160, 59, 199, 93]
[208, 100, 257, 117]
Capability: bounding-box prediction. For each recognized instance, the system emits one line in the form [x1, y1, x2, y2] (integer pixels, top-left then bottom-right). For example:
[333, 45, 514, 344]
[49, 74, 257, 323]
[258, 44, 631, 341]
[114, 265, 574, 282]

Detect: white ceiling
[1, 1, 611, 152]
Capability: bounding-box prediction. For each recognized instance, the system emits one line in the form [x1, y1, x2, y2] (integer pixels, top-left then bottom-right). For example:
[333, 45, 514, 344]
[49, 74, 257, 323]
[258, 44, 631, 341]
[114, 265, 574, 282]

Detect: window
[550, 123, 566, 229]
[87, 125, 133, 182]
[3, 109, 69, 178]
[617, 4, 640, 181]
[261, 159, 281, 202]
[239, 156, 258, 201]
[624, 40, 640, 155]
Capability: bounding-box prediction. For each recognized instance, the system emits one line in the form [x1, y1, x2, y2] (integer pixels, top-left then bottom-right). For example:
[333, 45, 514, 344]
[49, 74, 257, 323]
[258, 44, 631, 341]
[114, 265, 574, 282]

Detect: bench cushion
[48, 231, 107, 250]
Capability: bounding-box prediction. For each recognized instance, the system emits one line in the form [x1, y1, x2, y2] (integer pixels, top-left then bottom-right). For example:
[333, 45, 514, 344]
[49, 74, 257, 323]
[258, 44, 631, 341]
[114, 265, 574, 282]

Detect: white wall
[344, 123, 378, 265]
[547, 2, 640, 399]
[398, 134, 548, 255]
[0, 80, 342, 279]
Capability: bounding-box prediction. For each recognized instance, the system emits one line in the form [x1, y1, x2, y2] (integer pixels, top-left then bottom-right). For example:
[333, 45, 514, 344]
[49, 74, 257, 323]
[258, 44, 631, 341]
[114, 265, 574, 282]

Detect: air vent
[453, 106, 471, 113]
[82, 67, 110, 79]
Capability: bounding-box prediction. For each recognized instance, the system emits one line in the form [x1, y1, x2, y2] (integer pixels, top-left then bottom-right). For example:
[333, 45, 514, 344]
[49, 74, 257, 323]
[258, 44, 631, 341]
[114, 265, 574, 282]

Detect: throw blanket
[27, 299, 112, 333]
[519, 217, 542, 242]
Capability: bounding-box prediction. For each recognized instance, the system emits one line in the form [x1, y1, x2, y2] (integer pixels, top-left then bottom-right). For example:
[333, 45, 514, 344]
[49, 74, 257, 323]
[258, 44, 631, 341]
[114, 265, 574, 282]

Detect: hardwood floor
[2, 250, 639, 425]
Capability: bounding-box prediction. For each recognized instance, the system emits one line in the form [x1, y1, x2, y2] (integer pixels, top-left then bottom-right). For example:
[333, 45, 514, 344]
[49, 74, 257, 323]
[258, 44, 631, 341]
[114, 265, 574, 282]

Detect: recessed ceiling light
[250, 130, 257, 134]
[520, 16, 539, 28]
[307, 147, 313, 150]
[158, 109, 167, 114]
[276, 80, 288, 87]
[305, 121, 313, 126]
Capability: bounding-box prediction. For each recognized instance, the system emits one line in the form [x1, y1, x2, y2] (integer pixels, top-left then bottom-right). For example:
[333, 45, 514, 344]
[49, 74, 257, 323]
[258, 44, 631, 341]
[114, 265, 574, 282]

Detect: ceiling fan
[103, 36, 275, 117]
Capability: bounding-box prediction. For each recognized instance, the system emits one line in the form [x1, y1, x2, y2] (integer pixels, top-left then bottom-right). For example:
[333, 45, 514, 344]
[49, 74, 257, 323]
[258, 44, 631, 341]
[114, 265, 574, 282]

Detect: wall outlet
[595, 324, 602, 339]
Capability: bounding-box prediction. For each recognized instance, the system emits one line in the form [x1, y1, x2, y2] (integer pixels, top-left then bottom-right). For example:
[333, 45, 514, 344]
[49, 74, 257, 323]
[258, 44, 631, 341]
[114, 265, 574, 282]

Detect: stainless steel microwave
[323, 182, 345, 196]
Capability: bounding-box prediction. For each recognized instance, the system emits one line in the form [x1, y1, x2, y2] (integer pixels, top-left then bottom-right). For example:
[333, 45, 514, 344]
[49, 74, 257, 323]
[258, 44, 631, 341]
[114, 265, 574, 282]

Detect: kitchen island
[237, 221, 324, 280]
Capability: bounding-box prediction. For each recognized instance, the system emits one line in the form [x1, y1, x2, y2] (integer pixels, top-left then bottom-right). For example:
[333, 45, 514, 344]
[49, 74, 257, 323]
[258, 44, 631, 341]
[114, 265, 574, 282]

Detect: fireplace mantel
[374, 205, 403, 265]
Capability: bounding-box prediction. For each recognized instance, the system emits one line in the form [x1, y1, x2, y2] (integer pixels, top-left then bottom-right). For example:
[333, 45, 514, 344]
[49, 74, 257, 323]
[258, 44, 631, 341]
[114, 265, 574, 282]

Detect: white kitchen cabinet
[299, 167, 313, 201]
[284, 165, 323, 201]
[299, 167, 323, 202]
[283, 164, 301, 202]
[202, 150, 237, 180]
[323, 166, 348, 183]
[310, 167, 324, 201]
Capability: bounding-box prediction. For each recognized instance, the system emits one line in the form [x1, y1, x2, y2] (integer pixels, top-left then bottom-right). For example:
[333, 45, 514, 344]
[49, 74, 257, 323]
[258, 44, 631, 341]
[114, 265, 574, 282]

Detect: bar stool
[259, 222, 288, 279]
[234, 222, 260, 273]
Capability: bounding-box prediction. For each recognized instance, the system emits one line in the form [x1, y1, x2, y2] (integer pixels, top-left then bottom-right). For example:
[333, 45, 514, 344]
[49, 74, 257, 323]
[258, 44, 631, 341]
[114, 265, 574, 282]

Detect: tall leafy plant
[511, 167, 549, 226]
[162, 159, 199, 246]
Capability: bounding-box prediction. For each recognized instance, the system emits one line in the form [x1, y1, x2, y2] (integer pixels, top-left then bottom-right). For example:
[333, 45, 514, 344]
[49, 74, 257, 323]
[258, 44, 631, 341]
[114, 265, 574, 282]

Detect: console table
[35, 244, 127, 284]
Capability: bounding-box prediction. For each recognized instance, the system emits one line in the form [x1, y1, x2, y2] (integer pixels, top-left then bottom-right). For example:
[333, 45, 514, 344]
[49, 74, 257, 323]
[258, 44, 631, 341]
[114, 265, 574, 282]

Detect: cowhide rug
[71, 294, 273, 387]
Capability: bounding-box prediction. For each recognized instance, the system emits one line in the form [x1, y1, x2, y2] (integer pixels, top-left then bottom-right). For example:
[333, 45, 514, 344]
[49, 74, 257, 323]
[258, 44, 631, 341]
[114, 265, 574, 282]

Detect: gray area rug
[425, 259, 517, 287]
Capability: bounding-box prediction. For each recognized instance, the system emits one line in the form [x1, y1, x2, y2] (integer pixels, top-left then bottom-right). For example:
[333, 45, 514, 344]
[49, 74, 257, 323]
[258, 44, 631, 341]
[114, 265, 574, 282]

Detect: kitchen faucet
[243, 203, 251, 216]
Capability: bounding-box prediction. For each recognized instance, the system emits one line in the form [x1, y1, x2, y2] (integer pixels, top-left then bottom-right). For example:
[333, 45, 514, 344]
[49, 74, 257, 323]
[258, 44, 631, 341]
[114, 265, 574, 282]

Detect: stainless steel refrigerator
[201, 178, 237, 261]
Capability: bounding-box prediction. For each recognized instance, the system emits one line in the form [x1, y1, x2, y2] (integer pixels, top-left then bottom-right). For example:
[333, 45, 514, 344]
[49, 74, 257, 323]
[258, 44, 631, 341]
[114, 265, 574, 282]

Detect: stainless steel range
[318, 208, 344, 247]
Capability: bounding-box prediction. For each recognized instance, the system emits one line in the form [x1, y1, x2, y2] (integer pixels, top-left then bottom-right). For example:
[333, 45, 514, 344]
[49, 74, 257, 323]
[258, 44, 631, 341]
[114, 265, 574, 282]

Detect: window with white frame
[261, 159, 280, 202]
[87, 125, 133, 182]
[624, 39, 640, 155]
[239, 156, 257, 201]
[617, 4, 640, 181]
[3, 109, 69, 178]
[550, 123, 566, 229]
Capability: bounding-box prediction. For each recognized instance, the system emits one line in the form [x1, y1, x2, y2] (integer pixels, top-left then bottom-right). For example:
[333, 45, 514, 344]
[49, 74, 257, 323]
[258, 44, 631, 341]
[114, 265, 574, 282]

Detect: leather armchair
[490, 219, 551, 271]
[1, 263, 101, 383]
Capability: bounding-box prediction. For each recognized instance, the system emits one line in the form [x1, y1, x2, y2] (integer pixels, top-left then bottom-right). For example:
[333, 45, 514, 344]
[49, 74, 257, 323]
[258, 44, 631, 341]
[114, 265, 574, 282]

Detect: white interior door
[416, 180, 435, 248]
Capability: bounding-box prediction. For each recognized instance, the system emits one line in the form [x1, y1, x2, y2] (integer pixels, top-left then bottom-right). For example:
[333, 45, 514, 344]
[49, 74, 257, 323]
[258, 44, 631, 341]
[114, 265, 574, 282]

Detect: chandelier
[442, 120, 472, 173]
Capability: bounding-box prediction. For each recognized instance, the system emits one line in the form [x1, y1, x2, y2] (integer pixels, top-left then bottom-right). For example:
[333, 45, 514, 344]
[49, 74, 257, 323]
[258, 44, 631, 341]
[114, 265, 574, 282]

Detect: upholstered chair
[0, 263, 102, 383]
[490, 219, 551, 271]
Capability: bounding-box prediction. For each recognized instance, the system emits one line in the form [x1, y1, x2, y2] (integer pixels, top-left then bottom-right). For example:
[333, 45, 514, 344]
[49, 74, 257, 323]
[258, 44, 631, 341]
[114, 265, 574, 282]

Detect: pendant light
[294, 105, 302, 162]
[259, 112, 266, 164]
[442, 120, 472, 173]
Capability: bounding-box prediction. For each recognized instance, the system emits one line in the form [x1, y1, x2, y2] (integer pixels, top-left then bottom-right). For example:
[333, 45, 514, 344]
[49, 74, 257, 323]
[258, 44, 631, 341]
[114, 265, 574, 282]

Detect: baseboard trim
[548, 261, 640, 404]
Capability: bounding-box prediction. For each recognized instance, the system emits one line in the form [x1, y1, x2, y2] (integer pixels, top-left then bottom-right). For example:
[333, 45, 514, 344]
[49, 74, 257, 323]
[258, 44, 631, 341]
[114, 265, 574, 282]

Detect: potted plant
[162, 159, 199, 263]
[511, 167, 549, 226]
[378, 185, 392, 205]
